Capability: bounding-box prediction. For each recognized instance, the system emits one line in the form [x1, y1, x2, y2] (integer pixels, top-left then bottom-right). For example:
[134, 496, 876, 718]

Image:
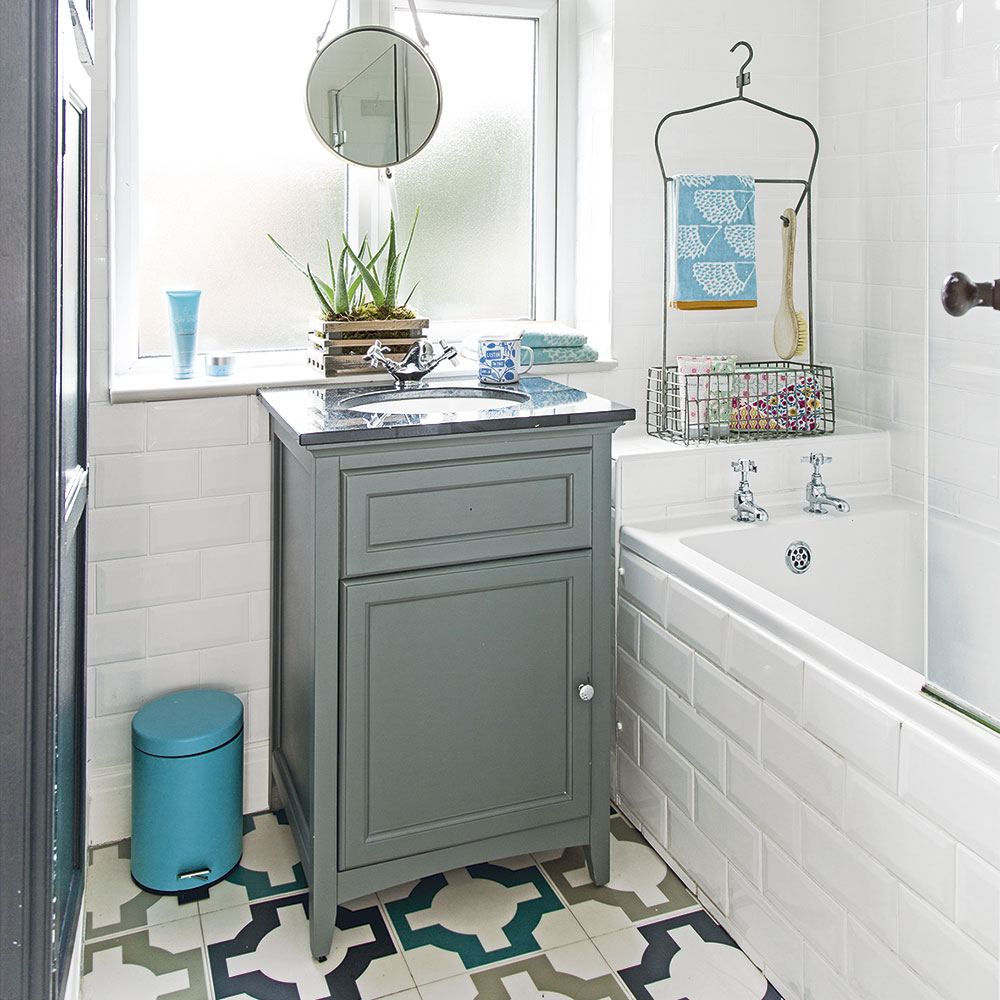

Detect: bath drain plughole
[785, 541, 812, 574]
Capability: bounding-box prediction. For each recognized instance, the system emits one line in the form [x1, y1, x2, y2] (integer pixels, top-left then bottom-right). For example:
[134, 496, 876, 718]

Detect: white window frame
[109, 0, 575, 383]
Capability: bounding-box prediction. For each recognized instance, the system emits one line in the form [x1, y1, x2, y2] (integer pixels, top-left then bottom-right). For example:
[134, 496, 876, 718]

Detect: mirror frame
[305, 25, 444, 169]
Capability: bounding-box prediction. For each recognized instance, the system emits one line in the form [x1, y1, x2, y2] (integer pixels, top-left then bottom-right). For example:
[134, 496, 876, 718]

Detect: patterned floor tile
[84, 840, 199, 940]
[380, 857, 587, 986]
[200, 810, 308, 914]
[81, 915, 209, 1000]
[203, 891, 413, 1000]
[593, 910, 783, 1000]
[536, 816, 698, 936]
[418, 940, 629, 1000]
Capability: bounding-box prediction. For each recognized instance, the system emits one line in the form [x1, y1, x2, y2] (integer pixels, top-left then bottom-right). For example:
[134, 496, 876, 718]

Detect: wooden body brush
[774, 207, 808, 359]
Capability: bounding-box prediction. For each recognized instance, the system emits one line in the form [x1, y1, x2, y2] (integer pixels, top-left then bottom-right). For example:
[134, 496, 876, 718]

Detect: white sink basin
[341, 387, 530, 416]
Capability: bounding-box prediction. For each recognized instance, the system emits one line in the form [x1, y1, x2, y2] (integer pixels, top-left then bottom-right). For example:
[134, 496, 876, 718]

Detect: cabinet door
[340, 553, 593, 869]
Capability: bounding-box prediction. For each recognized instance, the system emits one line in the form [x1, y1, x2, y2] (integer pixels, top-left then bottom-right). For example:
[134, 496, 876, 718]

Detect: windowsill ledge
[108, 355, 620, 403]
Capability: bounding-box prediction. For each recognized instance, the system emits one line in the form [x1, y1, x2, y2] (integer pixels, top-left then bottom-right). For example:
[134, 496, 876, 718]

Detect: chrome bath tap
[802, 453, 850, 514]
[365, 339, 458, 386]
[731, 460, 768, 523]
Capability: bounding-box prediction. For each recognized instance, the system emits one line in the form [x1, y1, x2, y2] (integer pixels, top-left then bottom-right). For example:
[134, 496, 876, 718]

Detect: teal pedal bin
[131, 689, 244, 893]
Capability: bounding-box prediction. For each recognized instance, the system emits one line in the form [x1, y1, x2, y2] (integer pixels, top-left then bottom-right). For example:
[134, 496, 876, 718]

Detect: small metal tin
[205, 353, 235, 377]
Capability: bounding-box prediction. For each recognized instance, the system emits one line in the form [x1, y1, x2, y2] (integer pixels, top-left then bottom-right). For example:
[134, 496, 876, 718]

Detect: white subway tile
[695, 775, 761, 883]
[249, 398, 271, 444]
[619, 550, 668, 624]
[146, 396, 248, 451]
[616, 701, 639, 761]
[618, 651, 666, 735]
[845, 768, 956, 917]
[250, 591, 270, 640]
[95, 551, 200, 613]
[88, 713, 134, 768]
[148, 595, 249, 656]
[87, 608, 146, 665]
[617, 599, 639, 658]
[804, 944, 854, 1000]
[149, 496, 251, 553]
[729, 744, 802, 861]
[88, 505, 148, 561]
[763, 708, 845, 826]
[246, 688, 269, 744]
[666, 578, 729, 664]
[617, 452, 705, 509]
[899, 725, 1000, 868]
[200, 443, 270, 497]
[803, 667, 900, 788]
[898, 888, 997, 1000]
[694, 655, 761, 756]
[956, 847, 1000, 958]
[199, 640, 270, 694]
[639, 614, 693, 700]
[250, 492, 271, 542]
[802, 808, 898, 949]
[639, 723, 693, 815]
[94, 652, 201, 716]
[618, 753, 666, 845]
[727, 618, 804, 720]
[764, 839, 847, 970]
[88, 402, 145, 454]
[728, 870, 805, 999]
[667, 801, 728, 914]
[200, 541, 270, 596]
[667, 693, 726, 788]
[846, 919, 939, 1000]
[93, 450, 200, 507]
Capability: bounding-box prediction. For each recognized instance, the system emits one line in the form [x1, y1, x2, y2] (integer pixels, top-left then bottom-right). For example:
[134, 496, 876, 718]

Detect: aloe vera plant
[268, 208, 420, 322]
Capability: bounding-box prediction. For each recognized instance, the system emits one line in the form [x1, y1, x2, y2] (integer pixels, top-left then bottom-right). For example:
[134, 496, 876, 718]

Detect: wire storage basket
[646, 360, 835, 444]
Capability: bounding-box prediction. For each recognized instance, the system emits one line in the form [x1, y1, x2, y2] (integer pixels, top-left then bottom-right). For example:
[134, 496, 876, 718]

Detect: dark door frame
[0, 1, 64, 999]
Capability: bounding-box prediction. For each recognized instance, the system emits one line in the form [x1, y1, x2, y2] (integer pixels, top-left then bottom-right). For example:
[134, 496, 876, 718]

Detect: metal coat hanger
[653, 41, 820, 220]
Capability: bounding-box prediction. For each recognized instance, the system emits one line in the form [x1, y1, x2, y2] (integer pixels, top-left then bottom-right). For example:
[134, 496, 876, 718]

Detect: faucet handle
[802, 452, 832, 471]
[732, 459, 758, 475]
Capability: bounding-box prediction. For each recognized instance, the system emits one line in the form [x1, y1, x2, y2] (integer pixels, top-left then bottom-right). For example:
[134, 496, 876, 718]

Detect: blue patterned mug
[478, 337, 534, 384]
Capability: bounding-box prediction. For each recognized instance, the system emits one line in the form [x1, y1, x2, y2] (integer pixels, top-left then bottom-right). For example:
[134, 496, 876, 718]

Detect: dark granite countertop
[257, 376, 636, 446]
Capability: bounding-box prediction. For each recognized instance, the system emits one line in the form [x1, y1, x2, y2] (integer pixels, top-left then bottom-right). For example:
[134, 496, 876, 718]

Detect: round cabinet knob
[578, 683, 595, 702]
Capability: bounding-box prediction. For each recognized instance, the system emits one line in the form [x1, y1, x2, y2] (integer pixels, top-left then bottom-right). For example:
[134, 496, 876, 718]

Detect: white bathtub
[620, 494, 1000, 771]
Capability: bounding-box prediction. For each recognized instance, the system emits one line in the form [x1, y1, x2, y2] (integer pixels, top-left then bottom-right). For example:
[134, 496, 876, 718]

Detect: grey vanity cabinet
[340, 552, 593, 869]
[260, 386, 631, 961]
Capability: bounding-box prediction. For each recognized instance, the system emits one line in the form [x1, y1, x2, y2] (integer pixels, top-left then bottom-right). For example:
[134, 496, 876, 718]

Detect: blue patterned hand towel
[669, 174, 757, 310]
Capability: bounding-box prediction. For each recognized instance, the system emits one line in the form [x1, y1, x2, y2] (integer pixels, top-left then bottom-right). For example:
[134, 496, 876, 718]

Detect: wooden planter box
[307, 318, 430, 377]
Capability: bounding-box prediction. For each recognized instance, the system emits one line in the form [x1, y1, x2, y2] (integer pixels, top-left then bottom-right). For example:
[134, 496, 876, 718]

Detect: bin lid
[132, 689, 243, 757]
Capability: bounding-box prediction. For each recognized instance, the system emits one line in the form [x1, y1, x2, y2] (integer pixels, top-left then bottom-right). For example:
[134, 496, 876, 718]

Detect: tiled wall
[85, 2, 271, 843]
[815, 0, 928, 497]
[571, 0, 821, 422]
[615, 554, 1000, 1000]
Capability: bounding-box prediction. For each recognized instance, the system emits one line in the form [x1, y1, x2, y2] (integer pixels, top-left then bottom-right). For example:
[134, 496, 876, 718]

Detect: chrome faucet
[802, 453, 850, 514]
[731, 460, 768, 523]
[365, 339, 458, 387]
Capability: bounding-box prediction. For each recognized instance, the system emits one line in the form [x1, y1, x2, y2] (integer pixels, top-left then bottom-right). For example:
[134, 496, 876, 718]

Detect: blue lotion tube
[166, 290, 202, 380]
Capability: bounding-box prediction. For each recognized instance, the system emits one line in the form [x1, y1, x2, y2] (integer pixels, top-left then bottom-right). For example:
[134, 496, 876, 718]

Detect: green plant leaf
[402, 281, 419, 309]
[342, 237, 386, 306]
[306, 264, 337, 318]
[394, 207, 420, 304]
[268, 234, 308, 275]
[331, 241, 351, 314]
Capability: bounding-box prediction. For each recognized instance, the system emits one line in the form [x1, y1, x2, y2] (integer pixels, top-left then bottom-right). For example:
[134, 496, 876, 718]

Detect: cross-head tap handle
[802, 453, 832, 471]
[732, 459, 758, 478]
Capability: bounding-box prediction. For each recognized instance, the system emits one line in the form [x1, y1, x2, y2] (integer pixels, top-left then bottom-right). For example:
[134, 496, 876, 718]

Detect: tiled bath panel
[79, 807, 785, 1000]
[615, 553, 1000, 1000]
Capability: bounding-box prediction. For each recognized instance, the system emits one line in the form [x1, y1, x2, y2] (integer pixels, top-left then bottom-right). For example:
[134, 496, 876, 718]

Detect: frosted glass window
[391, 11, 536, 321]
[135, 2, 348, 357]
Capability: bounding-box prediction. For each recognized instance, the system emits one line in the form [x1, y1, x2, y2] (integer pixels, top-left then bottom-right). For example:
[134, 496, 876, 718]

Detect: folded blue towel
[531, 345, 599, 364]
[521, 331, 588, 349]
[669, 174, 757, 310]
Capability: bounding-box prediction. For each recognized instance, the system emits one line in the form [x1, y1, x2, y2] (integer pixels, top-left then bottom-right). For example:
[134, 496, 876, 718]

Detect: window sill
[108, 354, 620, 403]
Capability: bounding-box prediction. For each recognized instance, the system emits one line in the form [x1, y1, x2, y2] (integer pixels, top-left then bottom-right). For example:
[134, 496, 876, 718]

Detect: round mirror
[306, 26, 442, 168]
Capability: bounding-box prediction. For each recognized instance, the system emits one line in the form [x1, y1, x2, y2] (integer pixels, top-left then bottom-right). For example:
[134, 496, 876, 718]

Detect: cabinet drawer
[339, 553, 593, 869]
[342, 450, 593, 576]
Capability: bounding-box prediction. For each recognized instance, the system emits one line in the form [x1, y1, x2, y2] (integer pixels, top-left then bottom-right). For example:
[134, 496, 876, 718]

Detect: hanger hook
[730, 40, 753, 95]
